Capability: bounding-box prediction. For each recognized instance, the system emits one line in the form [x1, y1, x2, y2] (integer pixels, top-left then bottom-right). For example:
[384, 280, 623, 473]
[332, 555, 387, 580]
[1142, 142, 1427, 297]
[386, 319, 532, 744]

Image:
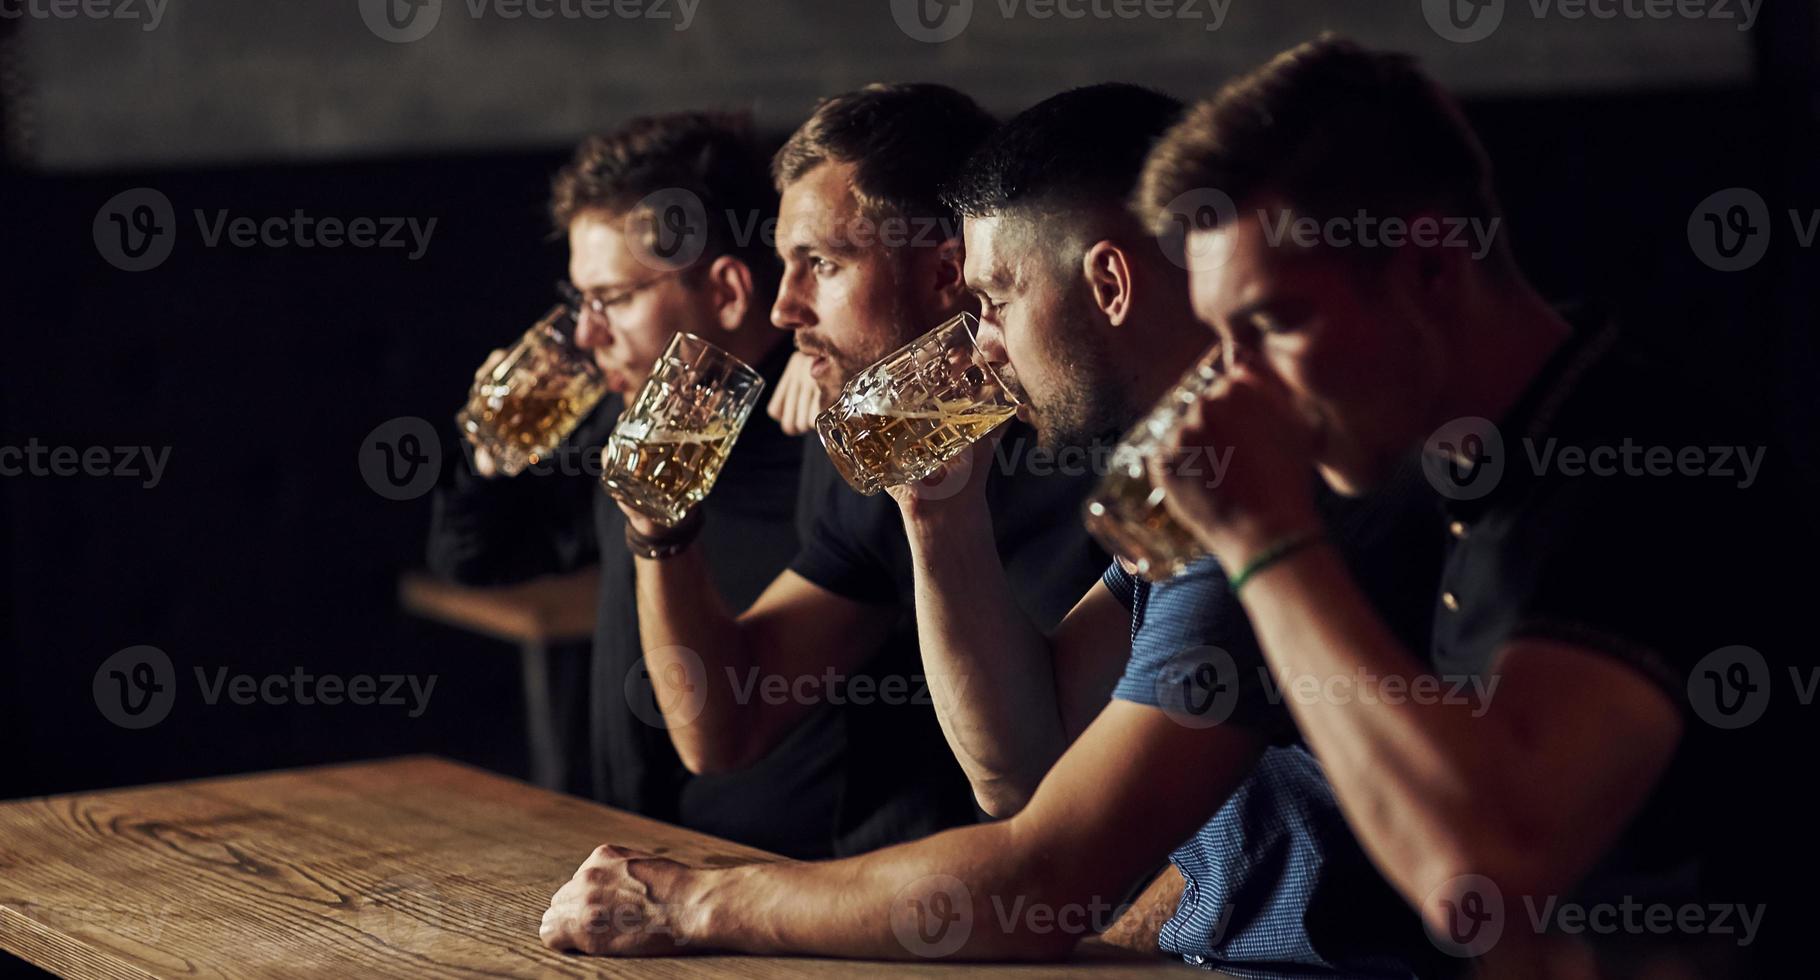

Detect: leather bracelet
[625, 509, 705, 560]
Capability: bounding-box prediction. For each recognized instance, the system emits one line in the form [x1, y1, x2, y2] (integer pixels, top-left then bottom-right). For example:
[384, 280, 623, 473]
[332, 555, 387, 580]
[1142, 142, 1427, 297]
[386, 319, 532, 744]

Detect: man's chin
[1317, 449, 1400, 497]
[1316, 462, 1366, 497]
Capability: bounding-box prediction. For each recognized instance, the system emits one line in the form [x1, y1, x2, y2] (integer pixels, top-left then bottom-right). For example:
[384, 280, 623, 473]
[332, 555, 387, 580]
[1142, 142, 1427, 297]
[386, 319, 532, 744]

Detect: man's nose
[771, 278, 814, 331]
[1221, 339, 1255, 374]
[574, 311, 612, 349]
[973, 321, 1008, 364]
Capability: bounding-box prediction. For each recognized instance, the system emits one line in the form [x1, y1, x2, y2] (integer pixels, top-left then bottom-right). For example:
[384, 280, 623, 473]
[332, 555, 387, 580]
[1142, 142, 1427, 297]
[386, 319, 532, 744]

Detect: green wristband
[1227, 529, 1322, 595]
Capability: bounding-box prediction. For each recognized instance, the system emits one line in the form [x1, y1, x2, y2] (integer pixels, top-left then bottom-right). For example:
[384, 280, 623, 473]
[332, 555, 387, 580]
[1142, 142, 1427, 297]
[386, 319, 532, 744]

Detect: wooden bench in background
[399, 568, 600, 790]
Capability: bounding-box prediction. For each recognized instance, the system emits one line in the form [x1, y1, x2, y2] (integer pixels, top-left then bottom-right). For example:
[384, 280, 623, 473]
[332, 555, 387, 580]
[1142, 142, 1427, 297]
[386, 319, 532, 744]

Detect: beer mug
[456, 306, 609, 477]
[601, 332, 766, 526]
[815, 313, 1019, 495]
[1081, 352, 1224, 581]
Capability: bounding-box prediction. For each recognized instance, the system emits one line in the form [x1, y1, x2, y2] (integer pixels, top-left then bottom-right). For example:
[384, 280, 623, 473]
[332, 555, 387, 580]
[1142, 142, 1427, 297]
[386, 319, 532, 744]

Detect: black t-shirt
[787, 421, 1110, 855]
[428, 342, 848, 859]
[1422, 311, 1810, 917]
[790, 422, 1107, 625]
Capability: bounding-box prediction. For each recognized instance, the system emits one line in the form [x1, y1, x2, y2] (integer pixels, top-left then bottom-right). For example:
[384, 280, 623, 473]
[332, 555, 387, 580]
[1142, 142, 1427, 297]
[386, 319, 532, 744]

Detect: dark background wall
[2, 0, 1816, 801]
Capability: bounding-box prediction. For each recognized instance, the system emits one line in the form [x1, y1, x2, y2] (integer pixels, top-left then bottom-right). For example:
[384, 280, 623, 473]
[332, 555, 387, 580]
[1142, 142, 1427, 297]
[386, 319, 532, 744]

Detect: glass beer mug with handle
[456, 305, 610, 477]
[600, 332, 767, 527]
[815, 312, 1021, 495]
[1081, 349, 1225, 581]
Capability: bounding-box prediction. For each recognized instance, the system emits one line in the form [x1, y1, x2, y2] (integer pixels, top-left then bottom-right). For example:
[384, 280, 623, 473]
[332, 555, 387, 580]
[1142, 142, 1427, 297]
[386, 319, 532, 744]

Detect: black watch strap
[624, 508, 705, 560]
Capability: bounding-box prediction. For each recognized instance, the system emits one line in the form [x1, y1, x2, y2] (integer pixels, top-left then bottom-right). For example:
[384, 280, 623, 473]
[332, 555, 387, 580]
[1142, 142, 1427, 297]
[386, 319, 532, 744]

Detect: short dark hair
[550, 111, 780, 288]
[944, 83, 1184, 220]
[1135, 35, 1511, 270]
[772, 83, 997, 233]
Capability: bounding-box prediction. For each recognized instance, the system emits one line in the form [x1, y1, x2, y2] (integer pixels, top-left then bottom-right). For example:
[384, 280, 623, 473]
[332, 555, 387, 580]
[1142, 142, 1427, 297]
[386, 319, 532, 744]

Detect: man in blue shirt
[541, 83, 1450, 975]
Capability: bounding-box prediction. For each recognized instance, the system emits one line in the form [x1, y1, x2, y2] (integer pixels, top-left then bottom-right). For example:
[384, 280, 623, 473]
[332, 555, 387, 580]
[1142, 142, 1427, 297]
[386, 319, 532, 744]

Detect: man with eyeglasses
[426, 111, 839, 859]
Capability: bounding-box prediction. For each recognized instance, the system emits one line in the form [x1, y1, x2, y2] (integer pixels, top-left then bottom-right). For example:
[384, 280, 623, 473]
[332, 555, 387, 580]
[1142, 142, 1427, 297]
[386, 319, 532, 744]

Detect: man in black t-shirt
[608, 84, 1109, 857]
[1136, 37, 1810, 972]
[428, 112, 833, 857]
[537, 84, 1447, 973]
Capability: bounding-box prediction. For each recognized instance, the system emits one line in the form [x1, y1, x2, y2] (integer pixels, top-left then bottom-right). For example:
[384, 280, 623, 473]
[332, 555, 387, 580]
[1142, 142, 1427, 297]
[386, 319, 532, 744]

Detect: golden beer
[815, 313, 1020, 495]
[457, 305, 608, 476]
[820, 404, 1016, 496]
[1083, 451, 1208, 581]
[1081, 355, 1222, 580]
[600, 332, 766, 526]
[602, 423, 736, 525]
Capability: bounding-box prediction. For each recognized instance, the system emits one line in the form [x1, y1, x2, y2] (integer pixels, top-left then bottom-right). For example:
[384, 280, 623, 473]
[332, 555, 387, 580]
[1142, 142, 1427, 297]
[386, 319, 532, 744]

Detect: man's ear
[1083, 240, 1135, 326]
[1400, 209, 1475, 297]
[705, 255, 754, 331]
[930, 236, 969, 310]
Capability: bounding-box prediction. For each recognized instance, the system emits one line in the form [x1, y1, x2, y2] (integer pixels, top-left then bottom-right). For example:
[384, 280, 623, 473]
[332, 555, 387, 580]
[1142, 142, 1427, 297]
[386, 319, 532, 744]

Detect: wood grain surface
[0, 756, 1194, 978]
[399, 569, 600, 645]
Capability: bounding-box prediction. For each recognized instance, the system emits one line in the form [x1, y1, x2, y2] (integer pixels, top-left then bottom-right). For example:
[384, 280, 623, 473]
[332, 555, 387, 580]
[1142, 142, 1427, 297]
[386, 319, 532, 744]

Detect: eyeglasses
[557, 274, 679, 322]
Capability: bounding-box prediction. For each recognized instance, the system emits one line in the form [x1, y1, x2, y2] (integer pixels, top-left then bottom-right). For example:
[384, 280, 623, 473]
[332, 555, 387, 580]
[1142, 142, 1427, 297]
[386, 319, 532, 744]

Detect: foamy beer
[815, 313, 1020, 495]
[1082, 353, 1224, 580]
[457, 306, 609, 476]
[601, 332, 766, 526]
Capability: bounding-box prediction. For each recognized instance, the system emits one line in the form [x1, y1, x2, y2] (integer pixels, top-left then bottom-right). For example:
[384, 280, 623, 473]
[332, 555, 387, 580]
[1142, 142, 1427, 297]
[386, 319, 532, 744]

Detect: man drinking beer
[428, 112, 826, 856]
[541, 84, 1447, 973]
[1139, 36, 1803, 972]
[610, 83, 1109, 858]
